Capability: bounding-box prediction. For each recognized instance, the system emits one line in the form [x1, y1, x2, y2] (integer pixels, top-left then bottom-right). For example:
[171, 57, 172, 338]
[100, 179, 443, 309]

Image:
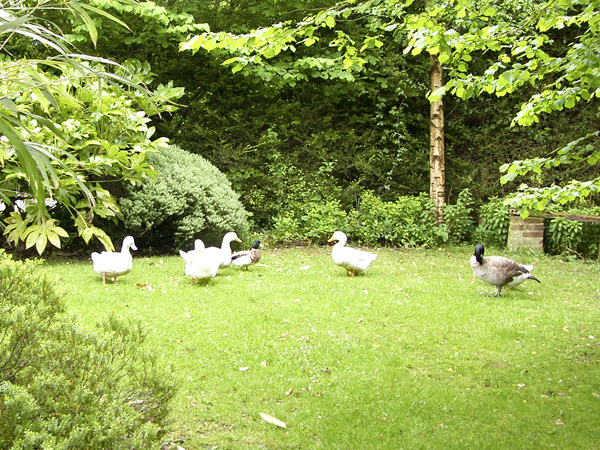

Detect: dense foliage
[0, 251, 176, 448]
[268, 189, 478, 248]
[119, 144, 249, 249]
[1, 0, 598, 257]
[0, 0, 184, 254]
[177, 0, 600, 217]
[475, 197, 510, 248]
[544, 207, 600, 259]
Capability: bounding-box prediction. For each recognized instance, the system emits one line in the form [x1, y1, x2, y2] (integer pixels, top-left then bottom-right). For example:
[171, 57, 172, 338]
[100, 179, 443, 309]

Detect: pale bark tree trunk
[429, 54, 445, 222]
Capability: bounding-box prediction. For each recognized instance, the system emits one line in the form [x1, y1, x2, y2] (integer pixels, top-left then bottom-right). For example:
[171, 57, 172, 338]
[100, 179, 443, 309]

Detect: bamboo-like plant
[0, 0, 183, 253]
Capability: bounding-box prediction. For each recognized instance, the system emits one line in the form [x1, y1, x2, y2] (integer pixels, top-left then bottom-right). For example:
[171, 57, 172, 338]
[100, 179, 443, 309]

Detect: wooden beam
[510, 209, 600, 223]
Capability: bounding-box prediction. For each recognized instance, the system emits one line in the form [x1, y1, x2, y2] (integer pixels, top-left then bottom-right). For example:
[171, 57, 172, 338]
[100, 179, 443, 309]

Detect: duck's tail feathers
[529, 274, 541, 283]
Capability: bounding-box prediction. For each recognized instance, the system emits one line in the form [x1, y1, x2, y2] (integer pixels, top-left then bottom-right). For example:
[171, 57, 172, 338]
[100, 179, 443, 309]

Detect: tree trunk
[429, 54, 445, 222]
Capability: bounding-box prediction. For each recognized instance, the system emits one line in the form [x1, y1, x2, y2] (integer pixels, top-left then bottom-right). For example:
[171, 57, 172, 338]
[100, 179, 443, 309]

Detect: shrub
[545, 216, 583, 257]
[544, 206, 600, 259]
[270, 196, 348, 244]
[348, 192, 440, 247]
[120, 144, 249, 248]
[0, 252, 176, 449]
[443, 188, 476, 244]
[476, 197, 510, 247]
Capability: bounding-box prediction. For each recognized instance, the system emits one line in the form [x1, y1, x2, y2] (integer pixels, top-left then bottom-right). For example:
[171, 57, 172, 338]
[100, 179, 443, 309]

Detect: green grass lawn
[47, 245, 600, 449]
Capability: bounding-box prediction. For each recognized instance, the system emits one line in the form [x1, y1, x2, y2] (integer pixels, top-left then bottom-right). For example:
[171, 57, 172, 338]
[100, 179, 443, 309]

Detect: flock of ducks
[91, 231, 541, 296]
[91, 231, 261, 285]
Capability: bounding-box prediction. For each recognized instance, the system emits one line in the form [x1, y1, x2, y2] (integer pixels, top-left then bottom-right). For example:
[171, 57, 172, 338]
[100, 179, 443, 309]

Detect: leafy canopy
[181, 0, 600, 213]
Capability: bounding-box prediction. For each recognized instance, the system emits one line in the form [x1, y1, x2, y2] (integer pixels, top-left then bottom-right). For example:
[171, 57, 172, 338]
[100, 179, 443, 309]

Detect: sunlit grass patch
[48, 246, 600, 449]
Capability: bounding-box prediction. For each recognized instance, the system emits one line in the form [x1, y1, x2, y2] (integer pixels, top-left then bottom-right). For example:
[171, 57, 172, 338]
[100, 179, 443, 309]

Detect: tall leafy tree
[181, 0, 599, 216]
[177, 0, 479, 220]
[400, 0, 600, 213]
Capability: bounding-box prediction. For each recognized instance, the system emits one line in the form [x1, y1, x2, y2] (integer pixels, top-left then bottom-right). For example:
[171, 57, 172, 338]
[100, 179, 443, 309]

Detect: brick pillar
[507, 215, 544, 252]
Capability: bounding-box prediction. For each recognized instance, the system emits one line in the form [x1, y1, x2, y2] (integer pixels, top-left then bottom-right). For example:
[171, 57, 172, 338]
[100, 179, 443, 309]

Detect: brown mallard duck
[231, 240, 261, 269]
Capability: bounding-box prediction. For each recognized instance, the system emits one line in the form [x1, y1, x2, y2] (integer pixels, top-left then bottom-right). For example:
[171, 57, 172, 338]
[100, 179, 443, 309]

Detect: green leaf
[3, 212, 31, 245]
[0, 116, 48, 215]
[203, 38, 217, 51]
[564, 97, 576, 108]
[587, 152, 600, 165]
[223, 57, 238, 66]
[438, 52, 451, 64]
[80, 2, 131, 33]
[428, 86, 446, 102]
[69, 0, 99, 46]
[411, 46, 423, 56]
[0, 13, 29, 34]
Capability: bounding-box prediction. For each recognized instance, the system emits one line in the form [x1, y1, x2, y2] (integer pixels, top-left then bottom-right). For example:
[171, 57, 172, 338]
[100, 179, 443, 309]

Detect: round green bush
[120, 144, 249, 248]
[0, 251, 176, 449]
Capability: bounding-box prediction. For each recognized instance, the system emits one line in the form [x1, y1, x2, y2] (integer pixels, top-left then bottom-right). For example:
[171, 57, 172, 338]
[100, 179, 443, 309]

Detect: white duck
[91, 236, 137, 284]
[179, 239, 205, 265]
[470, 244, 540, 297]
[202, 231, 242, 269]
[328, 231, 377, 277]
[231, 239, 262, 270]
[183, 251, 221, 285]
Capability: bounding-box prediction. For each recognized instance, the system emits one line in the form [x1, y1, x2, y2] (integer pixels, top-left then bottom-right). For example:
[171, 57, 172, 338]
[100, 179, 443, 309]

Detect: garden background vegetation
[0, 0, 598, 257]
[0, 2, 598, 447]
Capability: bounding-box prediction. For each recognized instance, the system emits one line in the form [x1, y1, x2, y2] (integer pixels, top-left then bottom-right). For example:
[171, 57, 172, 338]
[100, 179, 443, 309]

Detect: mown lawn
[48, 245, 600, 449]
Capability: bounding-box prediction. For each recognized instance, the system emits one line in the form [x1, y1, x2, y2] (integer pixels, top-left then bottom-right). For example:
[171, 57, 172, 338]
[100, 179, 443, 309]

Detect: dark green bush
[120, 144, 249, 248]
[544, 206, 600, 259]
[475, 197, 511, 247]
[443, 188, 476, 244]
[0, 252, 176, 449]
[270, 196, 348, 244]
[348, 191, 442, 247]
[268, 189, 480, 247]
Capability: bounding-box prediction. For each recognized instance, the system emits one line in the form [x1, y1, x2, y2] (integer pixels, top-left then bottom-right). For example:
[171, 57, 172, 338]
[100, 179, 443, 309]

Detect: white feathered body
[332, 245, 377, 273]
[91, 236, 137, 283]
[179, 239, 205, 265]
[184, 252, 221, 284]
[204, 231, 242, 269]
[329, 231, 377, 277]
